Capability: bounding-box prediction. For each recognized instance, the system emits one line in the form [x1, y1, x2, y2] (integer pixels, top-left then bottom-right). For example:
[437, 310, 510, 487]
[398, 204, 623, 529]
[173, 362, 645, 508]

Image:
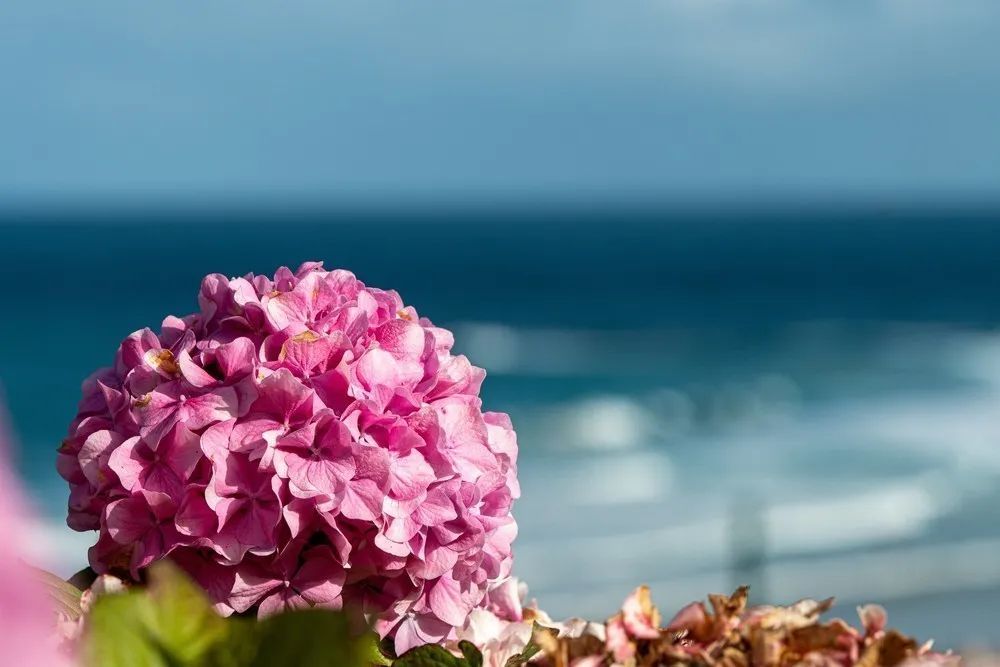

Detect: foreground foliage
[59, 563, 382, 667]
[48, 563, 955, 667]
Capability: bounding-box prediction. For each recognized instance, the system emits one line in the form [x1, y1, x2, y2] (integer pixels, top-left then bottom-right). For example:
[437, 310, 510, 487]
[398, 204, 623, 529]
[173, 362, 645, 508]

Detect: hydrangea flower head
[57, 262, 519, 652]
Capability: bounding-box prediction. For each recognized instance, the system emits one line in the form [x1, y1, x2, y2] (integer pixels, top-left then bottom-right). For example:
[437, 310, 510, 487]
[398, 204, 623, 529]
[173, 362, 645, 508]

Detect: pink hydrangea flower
[58, 263, 519, 652]
[0, 401, 74, 666]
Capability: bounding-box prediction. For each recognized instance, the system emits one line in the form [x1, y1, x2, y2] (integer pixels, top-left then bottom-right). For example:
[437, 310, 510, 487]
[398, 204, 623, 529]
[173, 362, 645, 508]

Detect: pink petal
[393, 614, 454, 656]
[134, 383, 183, 446]
[486, 577, 523, 622]
[142, 462, 185, 500]
[435, 397, 499, 479]
[318, 518, 352, 565]
[105, 495, 156, 545]
[412, 486, 458, 526]
[279, 331, 341, 375]
[388, 450, 435, 500]
[181, 387, 239, 430]
[340, 478, 385, 521]
[210, 450, 274, 498]
[265, 291, 309, 331]
[374, 532, 411, 557]
[281, 418, 356, 498]
[198, 273, 232, 324]
[215, 337, 257, 380]
[352, 443, 391, 484]
[374, 319, 428, 360]
[426, 355, 485, 400]
[254, 368, 314, 421]
[271, 421, 317, 478]
[415, 537, 459, 580]
[119, 328, 161, 370]
[200, 418, 236, 459]
[310, 369, 352, 414]
[177, 349, 217, 388]
[160, 424, 203, 480]
[483, 412, 518, 459]
[293, 546, 346, 606]
[435, 396, 488, 447]
[355, 348, 400, 390]
[230, 417, 283, 458]
[225, 498, 279, 551]
[448, 442, 499, 482]
[230, 563, 281, 613]
[383, 494, 428, 519]
[287, 457, 349, 499]
[281, 498, 314, 539]
[385, 516, 421, 543]
[258, 588, 308, 617]
[175, 486, 216, 537]
[103, 446, 138, 495]
[428, 575, 471, 627]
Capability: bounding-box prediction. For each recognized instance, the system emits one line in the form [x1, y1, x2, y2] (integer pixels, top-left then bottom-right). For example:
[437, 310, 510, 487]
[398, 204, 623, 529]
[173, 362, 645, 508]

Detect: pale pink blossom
[455, 609, 533, 667]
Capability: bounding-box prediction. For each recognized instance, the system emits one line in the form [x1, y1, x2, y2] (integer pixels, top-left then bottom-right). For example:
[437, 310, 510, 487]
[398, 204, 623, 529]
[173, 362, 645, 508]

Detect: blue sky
[3, 1, 999, 202]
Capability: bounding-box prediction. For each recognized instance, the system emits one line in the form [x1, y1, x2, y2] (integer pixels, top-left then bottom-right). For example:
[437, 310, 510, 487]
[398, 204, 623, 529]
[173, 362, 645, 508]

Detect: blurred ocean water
[3, 204, 1000, 648]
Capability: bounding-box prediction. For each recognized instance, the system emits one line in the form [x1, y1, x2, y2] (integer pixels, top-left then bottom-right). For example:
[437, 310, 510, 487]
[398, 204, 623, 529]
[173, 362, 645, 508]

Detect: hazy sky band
[3, 0, 999, 200]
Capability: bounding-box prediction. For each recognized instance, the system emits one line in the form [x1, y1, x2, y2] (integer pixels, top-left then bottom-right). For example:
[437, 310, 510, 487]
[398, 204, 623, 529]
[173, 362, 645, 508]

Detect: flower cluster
[57, 262, 519, 652]
[515, 585, 958, 667]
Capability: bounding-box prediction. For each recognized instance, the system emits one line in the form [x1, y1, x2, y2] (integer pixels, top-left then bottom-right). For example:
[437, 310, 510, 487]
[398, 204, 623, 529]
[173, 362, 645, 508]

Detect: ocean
[3, 203, 1000, 648]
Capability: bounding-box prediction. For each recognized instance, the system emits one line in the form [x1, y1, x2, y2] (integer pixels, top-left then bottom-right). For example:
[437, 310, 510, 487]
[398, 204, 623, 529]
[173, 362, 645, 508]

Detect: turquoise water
[4, 204, 1000, 647]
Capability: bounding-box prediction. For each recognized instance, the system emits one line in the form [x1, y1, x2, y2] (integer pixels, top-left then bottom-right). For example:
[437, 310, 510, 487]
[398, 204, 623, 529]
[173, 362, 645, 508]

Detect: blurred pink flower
[58, 263, 519, 652]
[0, 398, 74, 665]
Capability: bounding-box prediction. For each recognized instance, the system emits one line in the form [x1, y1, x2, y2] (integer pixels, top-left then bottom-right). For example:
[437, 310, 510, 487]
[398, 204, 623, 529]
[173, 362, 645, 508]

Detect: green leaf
[365, 633, 394, 666]
[458, 641, 483, 667]
[241, 608, 370, 667]
[84, 561, 229, 667]
[379, 636, 399, 662]
[392, 644, 465, 667]
[142, 562, 229, 662]
[26, 564, 83, 620]
[82, 561, 377, 667]
[201, 619, 260, 667]
[85, 591, 173, 667]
